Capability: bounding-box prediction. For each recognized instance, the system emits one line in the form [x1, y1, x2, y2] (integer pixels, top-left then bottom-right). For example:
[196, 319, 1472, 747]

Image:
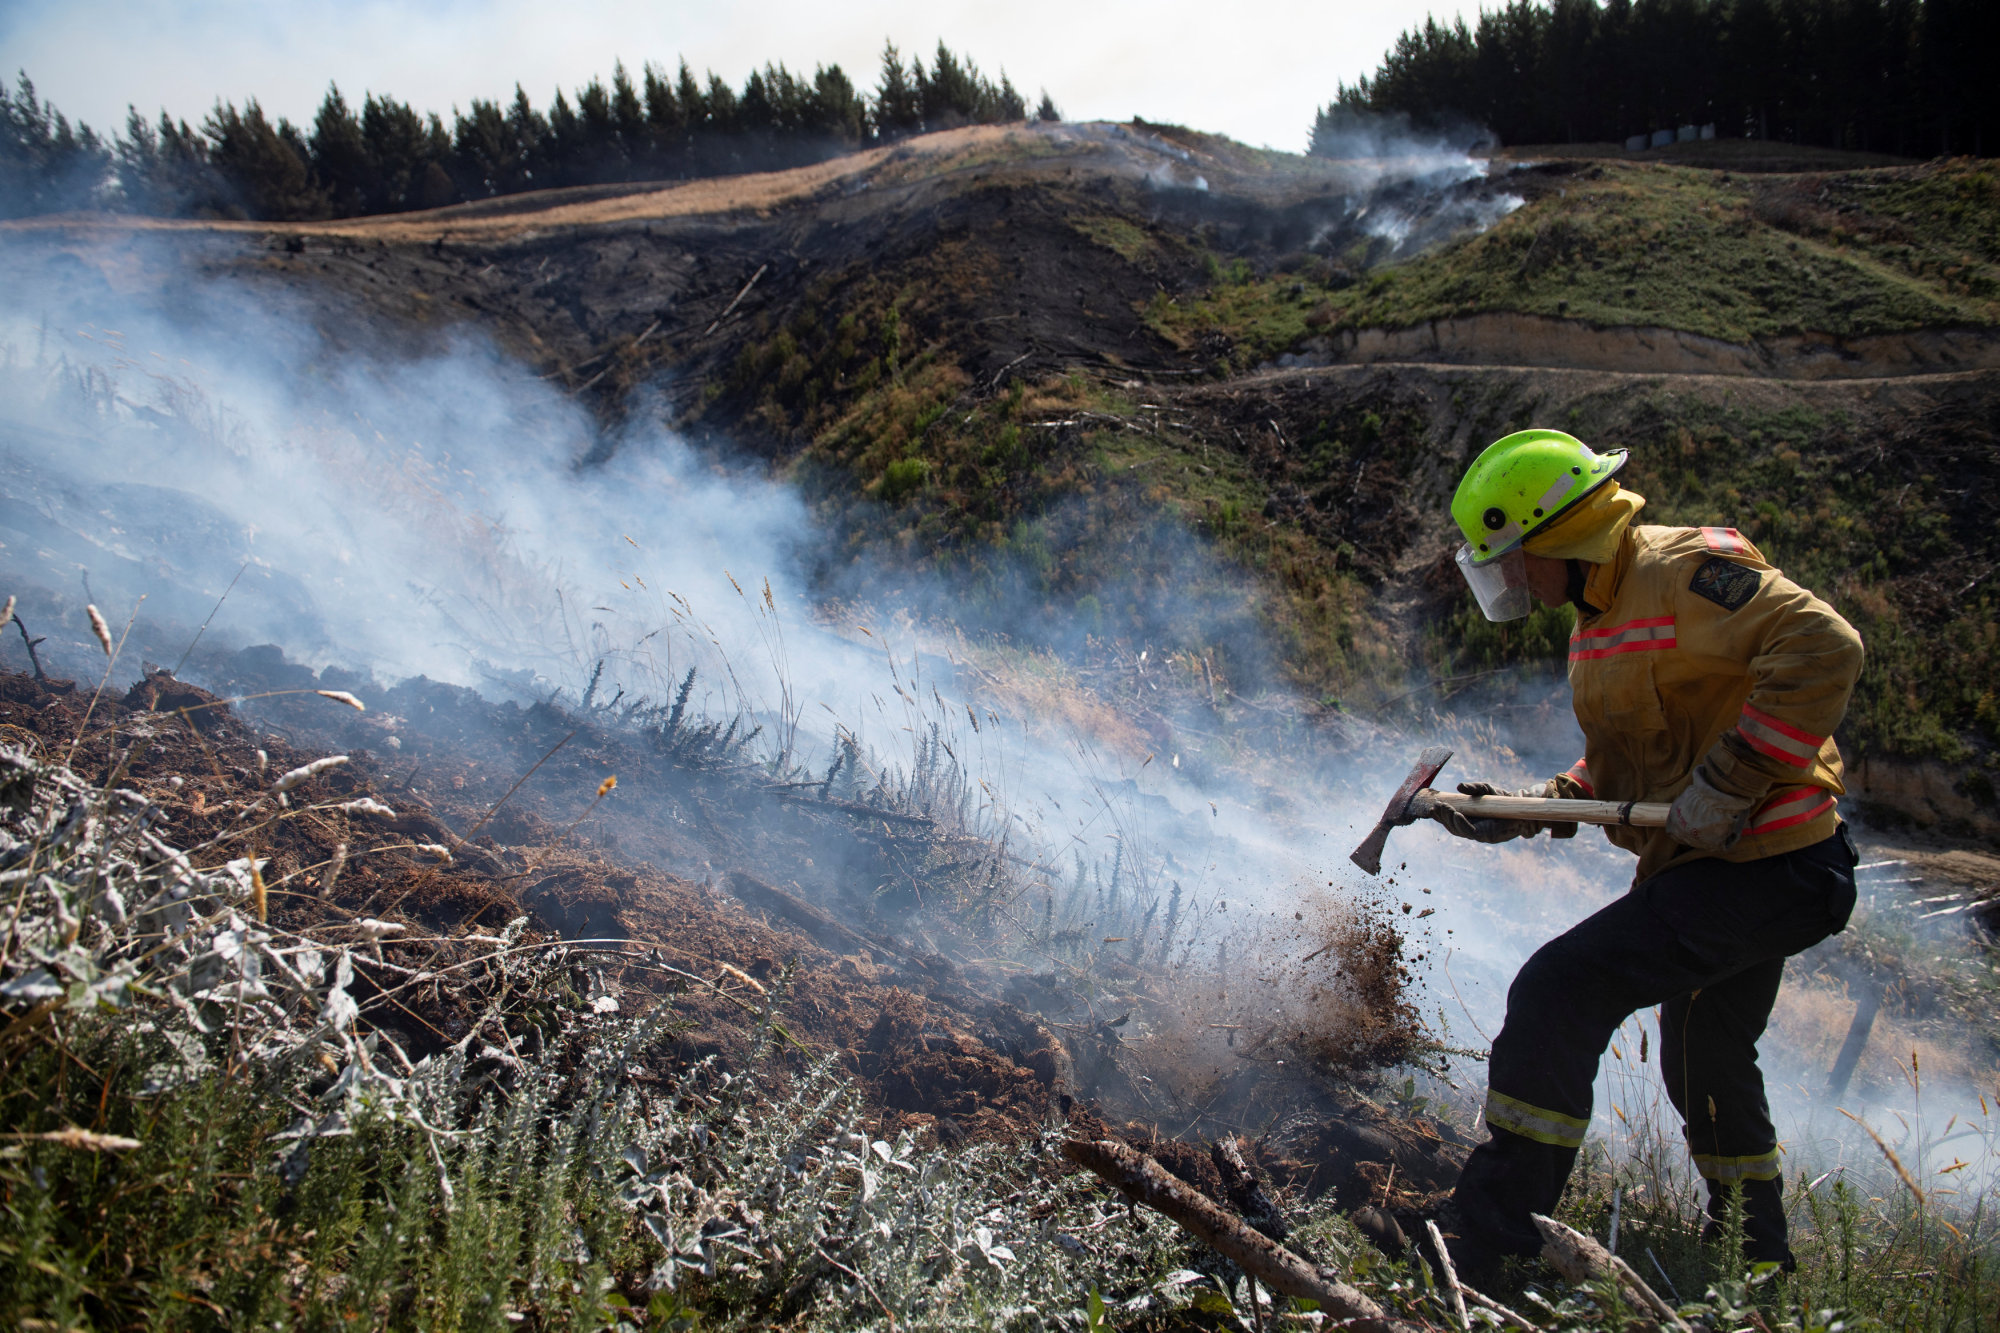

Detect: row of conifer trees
[0, 42, 1054, 221]
[1316, 0, 1994, 158]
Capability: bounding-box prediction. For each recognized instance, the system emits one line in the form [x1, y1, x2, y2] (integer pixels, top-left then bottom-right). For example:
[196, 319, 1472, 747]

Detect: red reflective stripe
[1748, 791, 1836, 834]
[1571, 635, 1677, 661]
[1573, 615, 1676, 641]
[1753, 786, 1821, 816]
[1736, 704, 1822, 769]
[1702, 526, 1748, 554]
[1740, 703, 1825, 748]
[1569, 616, 1677, 661]
[1737, 728, 1814, 766]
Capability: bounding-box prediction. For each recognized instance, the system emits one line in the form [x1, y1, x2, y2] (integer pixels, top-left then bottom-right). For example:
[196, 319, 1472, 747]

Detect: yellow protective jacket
[1549, 523, 1864, 884]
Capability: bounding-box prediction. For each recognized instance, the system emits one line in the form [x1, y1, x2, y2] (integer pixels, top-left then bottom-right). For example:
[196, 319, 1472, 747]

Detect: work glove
[1667, 767, 1755, 851]
[1425, 779, 1578, 843]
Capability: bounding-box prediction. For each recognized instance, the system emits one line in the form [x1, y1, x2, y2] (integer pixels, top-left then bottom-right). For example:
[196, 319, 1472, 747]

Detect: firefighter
[1423, 428, 1863, 1278]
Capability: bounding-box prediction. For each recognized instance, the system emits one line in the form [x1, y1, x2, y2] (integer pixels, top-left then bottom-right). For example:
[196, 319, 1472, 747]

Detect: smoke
[0, 229, 1333, 911]
[1303, 106, 1525, 256]
[3, 227, 1990, 1206]
[0, 262, 796, 698]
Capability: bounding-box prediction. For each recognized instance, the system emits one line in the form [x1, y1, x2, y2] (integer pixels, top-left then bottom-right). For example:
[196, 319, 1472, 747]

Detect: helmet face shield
[1456, 543, 1532, 622]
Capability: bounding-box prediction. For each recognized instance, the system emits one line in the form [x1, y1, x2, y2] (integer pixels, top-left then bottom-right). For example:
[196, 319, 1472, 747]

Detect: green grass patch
[1155, 160, 2000, 365]
[1070, 213, 1159, 264]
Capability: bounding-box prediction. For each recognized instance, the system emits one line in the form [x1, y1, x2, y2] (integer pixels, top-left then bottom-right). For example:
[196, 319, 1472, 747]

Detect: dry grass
[0, 124, 1044, 241]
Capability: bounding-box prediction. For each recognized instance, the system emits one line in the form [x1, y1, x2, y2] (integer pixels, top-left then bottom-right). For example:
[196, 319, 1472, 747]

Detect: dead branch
[1461, 1286, 1537, 1331]
[723, 870, 906, 964]
[1061, 1138, 1419, 1333]
[988, 350, 1033, 389]
[12, 615, 48, 680]
[1210, 1136, 1286, 1241]
[765, 788, 936, 827]
[704, 263, 768, 336]
[1423, 1219, 1470, 1330]
[1531, 1213, 1690, 1331]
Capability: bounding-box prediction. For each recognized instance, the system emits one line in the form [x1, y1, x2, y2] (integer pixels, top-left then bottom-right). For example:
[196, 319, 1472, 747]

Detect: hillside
[5, 123, 1998, 832]
[5, 116, 2000, 1327]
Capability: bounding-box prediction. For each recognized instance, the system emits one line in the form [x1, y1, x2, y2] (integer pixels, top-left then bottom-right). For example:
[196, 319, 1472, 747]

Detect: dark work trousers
[1451, 826, 1858, 1264]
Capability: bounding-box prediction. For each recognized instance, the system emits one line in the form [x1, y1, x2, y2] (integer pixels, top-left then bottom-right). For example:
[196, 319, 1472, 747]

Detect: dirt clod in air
[1288, 911, 1425, 1073]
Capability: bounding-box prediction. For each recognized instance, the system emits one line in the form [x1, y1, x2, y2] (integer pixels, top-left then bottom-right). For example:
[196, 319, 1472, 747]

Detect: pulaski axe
[1349, 746, 1671, 875]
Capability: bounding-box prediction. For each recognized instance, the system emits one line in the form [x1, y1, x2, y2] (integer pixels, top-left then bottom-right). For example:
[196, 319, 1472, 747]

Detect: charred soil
[0, 657, 1437, 1180]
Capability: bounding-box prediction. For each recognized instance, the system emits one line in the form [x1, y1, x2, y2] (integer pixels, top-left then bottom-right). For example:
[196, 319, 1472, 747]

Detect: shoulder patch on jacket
[1690, 556, 1761, 610]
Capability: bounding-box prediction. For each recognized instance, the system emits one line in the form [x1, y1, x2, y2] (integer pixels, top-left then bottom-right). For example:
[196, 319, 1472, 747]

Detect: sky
[1, 0, 1472, 155]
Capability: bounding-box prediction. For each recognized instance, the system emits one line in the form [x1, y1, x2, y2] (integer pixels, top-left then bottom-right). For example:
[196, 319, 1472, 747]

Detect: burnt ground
[1, 662, 1063, 1145]
[0, 122, 1528, 450]
[0, 659, 1458, 1212]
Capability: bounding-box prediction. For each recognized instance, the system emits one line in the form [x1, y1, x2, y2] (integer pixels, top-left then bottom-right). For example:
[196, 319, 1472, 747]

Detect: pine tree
[641, 61, 684, 173]
[574, 75, 624, 183]
[808, 64, 867, 145]
[544, 87, 581, 186]
[922, 43, 980, 129]
[610, 61, 645, 152]
[1327, 0, 1996, 154]
[995, 73, 1027, 122]
[309, 84, 370, 215]
[875, 41, 922, 139]
[10, 41, 1061, 219]
[451, 98, 525, 199]
[116, 108, 213, 215]
[507, 85, 549, 188]
[203, 99, 322, 219]
[0, 73, 110, 218]
[1035, 89, 1061, 123]
[358, 93, 447, 211]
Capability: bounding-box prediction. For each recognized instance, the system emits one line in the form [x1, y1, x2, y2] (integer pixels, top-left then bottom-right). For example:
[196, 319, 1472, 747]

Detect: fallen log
[1061, 1138, 1420, 1333]
[766, 788, 936, 827]
[704, 262, 768, 336]
[1531, 1213, 1690, 1331]
[723, 870, 907, 964]
[1210, 1136, 1287, 1241]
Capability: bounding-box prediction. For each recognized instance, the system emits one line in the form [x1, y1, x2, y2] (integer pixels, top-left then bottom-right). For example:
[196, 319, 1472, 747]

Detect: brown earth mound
[0, 668, 1062, 1141]
[0, 660, 1480, 1264]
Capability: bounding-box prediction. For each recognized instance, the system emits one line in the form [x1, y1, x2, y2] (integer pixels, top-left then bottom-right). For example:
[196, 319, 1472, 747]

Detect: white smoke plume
[1, 229, 1988, 1204]
[1304, 106, 1525, 255]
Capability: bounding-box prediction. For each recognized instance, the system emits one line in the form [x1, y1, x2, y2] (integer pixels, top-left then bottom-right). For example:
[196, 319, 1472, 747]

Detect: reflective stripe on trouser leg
[1690, 1149, 1782, 1183]
[1484, 1089, 1589, 1149]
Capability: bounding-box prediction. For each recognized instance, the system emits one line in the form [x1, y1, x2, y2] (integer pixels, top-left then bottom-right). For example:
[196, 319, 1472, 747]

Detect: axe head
[1348, 745, 1453, 875]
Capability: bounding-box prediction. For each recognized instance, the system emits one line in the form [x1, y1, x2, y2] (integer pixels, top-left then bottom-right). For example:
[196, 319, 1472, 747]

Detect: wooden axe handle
[1419, 790, 1672, 828]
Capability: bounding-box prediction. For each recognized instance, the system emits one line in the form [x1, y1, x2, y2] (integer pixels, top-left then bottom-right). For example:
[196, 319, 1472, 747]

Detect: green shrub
[878, 456, 929, 504]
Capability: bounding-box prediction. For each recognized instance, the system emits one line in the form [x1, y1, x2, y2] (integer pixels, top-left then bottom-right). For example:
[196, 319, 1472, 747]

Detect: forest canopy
[0, 42, 1048, 221]
[1316, 0, 1995, 157]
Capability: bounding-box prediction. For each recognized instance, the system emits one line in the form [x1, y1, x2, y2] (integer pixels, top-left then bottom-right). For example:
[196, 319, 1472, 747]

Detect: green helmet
[1451, 428, 1626, 564]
